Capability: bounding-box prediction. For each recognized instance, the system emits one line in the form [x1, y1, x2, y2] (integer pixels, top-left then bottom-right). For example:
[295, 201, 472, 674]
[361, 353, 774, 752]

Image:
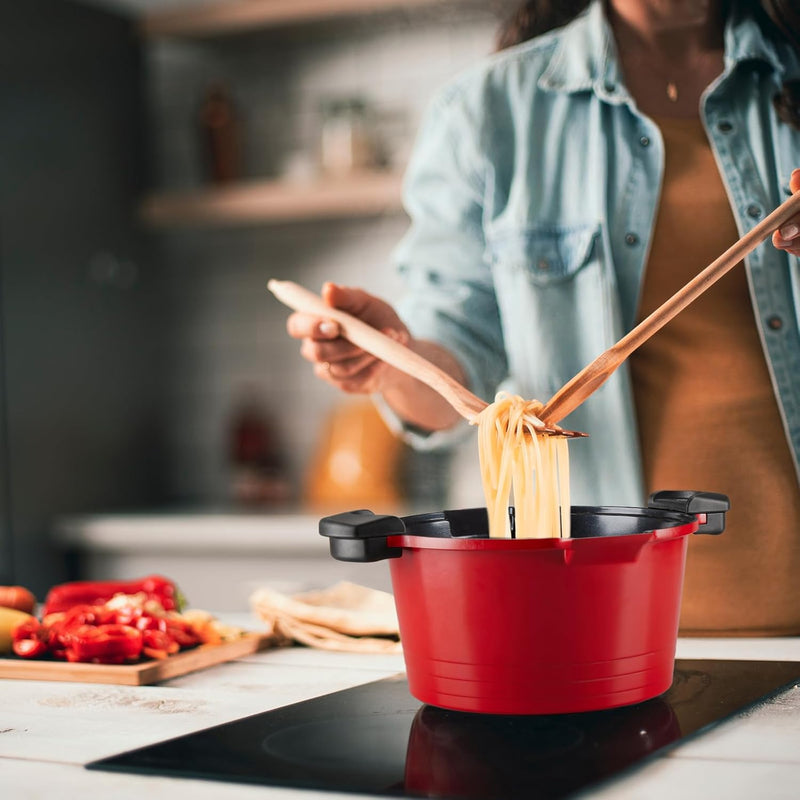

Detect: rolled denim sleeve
[392, 84, 509, 419]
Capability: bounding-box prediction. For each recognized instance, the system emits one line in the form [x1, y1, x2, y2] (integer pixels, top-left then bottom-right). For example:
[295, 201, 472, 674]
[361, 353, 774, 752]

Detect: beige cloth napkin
[250, 581, 402, 654]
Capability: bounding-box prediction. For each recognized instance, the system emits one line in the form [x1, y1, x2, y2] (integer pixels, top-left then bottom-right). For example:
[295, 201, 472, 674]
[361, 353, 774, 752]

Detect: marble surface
[2, 633, 800, 799]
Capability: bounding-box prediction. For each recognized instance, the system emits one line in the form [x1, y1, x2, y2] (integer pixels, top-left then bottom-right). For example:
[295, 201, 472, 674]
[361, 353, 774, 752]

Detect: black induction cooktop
[87, 659, 800, 799]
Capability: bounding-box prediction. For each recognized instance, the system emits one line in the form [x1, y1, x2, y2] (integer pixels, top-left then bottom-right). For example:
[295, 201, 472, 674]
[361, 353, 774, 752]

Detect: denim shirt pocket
[498, 225, 599, 286]
[486, 223, 612, 398]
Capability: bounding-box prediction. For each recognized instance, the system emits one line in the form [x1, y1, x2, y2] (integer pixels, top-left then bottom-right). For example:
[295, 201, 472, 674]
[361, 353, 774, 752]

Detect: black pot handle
[647, 490, 730, 535]
[319, 510, 406, 562]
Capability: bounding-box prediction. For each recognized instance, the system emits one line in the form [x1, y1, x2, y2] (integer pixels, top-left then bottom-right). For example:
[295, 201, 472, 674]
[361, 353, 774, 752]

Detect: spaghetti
[474, 393, 571, 539]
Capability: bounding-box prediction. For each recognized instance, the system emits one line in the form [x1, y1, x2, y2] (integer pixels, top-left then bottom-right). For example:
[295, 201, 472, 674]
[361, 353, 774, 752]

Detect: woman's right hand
[285, 282, 411, 396]
[773, 168, 800, 256]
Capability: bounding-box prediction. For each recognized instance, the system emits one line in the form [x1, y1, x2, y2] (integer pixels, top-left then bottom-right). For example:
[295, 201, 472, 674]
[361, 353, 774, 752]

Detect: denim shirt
[390, 0, 800, 505]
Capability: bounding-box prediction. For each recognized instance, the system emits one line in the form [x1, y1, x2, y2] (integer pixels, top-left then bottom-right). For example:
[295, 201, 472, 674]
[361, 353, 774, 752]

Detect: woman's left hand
[772, 168, 800, 256]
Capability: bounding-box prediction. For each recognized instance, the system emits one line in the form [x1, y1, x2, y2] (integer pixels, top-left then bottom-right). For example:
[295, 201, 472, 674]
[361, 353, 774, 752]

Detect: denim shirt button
[746, 204, 762, 219]
[718, 120, 734, 133]
[639, 135, 650, 147]
[768, 315, 784, 330]
[624, 232, 639, 246]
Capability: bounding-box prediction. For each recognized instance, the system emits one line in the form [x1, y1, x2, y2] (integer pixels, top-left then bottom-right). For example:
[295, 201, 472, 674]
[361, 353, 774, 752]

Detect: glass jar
[319, 97, 376, 176]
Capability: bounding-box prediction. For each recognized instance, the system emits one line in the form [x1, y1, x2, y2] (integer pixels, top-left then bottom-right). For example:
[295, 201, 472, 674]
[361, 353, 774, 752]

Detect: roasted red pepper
[42, 575, 184, 616]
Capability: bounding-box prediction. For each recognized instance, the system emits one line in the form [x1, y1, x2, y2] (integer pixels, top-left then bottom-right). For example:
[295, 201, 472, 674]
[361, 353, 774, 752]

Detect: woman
[286, 0, 800, 634]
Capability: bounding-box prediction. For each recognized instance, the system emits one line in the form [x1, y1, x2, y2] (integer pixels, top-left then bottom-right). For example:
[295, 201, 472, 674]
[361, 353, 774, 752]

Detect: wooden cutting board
[0, 633, 272, 685]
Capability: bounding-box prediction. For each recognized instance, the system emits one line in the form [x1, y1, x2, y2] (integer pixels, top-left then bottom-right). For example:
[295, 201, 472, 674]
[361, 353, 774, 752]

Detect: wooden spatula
[267, 279, 585, 436]
[540, 190, 800, 425]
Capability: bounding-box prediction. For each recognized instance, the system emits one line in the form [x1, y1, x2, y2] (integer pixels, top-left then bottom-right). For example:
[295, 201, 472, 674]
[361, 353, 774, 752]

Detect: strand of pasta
[475, 393, 571, 539]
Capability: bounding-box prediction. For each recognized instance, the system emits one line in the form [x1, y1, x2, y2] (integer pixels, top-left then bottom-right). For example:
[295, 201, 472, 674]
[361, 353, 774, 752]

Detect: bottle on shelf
[198, 82, 243, 184]
[229, 389, 291, 508]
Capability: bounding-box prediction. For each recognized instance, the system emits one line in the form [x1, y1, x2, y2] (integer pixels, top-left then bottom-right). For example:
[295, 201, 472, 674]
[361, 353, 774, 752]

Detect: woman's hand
[285, 281, 466, 431]
[772, 168, 800, 257]
[285, 282, 411, 395]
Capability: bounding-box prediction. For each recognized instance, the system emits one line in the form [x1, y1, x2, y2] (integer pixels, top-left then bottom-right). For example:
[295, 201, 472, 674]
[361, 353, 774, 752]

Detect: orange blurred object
[305, 399, 404, 511]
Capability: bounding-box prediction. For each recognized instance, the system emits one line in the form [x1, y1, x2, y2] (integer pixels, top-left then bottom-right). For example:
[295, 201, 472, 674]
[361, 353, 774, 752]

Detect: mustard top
[630, 116, 800, 635]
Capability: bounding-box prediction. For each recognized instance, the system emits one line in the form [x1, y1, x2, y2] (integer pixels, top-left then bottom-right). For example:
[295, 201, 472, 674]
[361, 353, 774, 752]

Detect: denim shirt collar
[539, 0, 790, 104]
[723, 1, 788, 76]
[538, 1, 619, 101]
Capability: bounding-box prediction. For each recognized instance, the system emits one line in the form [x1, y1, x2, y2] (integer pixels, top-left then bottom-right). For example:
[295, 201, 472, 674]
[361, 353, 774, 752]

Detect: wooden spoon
[540, 190, 800, 425]
[268, 279, 585, 437]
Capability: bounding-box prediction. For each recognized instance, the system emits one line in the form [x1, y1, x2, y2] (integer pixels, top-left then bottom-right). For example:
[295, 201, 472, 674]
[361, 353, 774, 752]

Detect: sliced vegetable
[53, 603, 117, 628]
[41, 575, 184, 616]
[142, 629, 181, 660]
[0, 586, 36, 614]
[63, 624, 144, 663]
[163, 617, 202, 648]
[179, 608, 245, 644]
[0, 607, 35, 653]
[7, 582, 242, 664]
[12, 618, 45, 642]
[12, 637, 48, 658]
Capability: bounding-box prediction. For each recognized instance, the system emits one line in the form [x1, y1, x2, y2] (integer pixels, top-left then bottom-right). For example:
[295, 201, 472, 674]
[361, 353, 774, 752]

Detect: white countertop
[54, 512, 331, 555]
[3, 630, 800, 800]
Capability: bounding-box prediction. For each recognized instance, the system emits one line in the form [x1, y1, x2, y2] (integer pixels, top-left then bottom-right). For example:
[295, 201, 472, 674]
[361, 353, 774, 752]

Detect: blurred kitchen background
[0, 0, 510, 608]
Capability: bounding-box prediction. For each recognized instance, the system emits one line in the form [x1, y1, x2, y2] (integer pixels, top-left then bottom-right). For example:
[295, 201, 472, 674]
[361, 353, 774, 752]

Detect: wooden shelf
[141, 0, 456, 38]
[139, 170, 405, 228]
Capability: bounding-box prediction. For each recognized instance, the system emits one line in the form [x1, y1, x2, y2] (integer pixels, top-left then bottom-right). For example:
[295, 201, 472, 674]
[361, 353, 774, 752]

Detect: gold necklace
[649, 49, 723, 104]
[643, 61, 681, 102]
[666, 81, 679, 102]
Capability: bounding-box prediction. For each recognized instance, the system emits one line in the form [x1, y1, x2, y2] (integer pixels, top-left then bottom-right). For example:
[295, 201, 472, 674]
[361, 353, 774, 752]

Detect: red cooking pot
[320, 490, 728, 715]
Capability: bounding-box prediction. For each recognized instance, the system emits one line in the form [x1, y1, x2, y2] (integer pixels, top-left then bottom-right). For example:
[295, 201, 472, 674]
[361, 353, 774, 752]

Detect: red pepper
[63, 624, 143, 663]
[164, 617, 202, 648]
[142, 629, 181, 660]
[11, 618, 49, 659]
[12, 618, 44, 642]
[13, 579, 206, 663]
[58, 604, 117, 628]
[41, 575, 185, 616]
[13, 638, 48, 658]
[135, 614, 168, 633]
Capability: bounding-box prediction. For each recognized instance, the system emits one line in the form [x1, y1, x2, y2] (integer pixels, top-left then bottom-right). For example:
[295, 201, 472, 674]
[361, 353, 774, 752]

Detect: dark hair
[494, 0, 800, 129]
[495, 0, 591, 50]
